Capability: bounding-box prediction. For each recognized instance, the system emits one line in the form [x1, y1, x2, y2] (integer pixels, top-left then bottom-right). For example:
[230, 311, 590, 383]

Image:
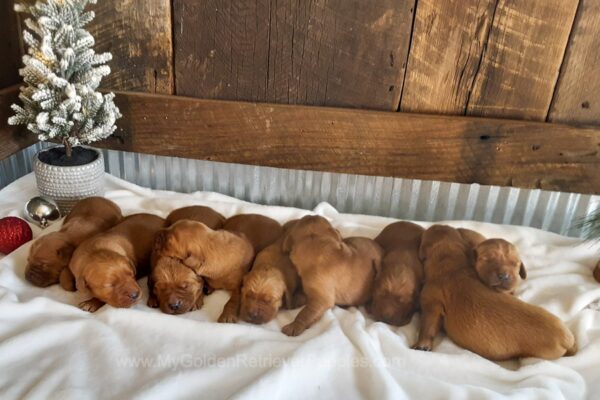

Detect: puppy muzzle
[25, 266, 59, 287]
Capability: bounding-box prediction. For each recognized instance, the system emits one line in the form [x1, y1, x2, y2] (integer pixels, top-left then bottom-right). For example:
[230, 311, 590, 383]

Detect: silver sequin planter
[33, 146, 105, 214]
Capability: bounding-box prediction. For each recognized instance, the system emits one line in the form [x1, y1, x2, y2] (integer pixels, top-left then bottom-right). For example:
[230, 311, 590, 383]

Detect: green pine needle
[576, 208, 600, 240]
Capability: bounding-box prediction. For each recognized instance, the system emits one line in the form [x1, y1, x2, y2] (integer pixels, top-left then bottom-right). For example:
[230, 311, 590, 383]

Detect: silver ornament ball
[24, 196, 61, 228]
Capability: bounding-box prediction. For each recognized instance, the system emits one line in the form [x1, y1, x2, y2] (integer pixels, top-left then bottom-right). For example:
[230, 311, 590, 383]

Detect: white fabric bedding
[1, 173, 599, 400]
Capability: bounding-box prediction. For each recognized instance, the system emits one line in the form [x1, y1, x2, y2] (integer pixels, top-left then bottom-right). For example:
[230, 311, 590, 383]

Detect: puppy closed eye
[179, 283, 189, 289]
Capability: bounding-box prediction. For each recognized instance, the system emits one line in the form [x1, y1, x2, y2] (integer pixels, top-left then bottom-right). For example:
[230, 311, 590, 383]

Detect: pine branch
[576, 208, 600, 241]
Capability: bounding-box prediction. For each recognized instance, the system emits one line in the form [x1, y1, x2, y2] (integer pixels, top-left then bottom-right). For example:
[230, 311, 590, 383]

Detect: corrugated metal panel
[1, 143, 598, 237]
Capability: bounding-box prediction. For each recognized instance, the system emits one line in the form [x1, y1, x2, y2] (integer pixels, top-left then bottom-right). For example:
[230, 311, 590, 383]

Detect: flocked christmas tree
[8, 0, 121, 159]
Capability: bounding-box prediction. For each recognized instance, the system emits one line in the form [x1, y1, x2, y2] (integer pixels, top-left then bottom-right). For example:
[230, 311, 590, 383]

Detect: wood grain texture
[401, 0, 496, 115]
[88, 90, 600, 195]
[0, 85, 37, 160]
[549, 0, 600, 126]
[88, 0, 174, 93]
[0, 0, 22, 89]
[467, 0, 579, 121]
[173, 0, 415, 110]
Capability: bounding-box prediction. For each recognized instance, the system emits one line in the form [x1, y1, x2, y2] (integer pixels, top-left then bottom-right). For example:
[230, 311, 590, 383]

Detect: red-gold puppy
[281, 215, 383, 336]
[69, 213, 165, 312]
[223, 214, 283, 253]
[458, 228, 526, 294]
[148, 255, 207, 315]
[240, 239, 301, 324]
[154, 220, 254, 322]
[414, 224, 576, 360]
[26, 197, 122, 289]
[166, 205, 225, 228]
[148, 205, 225, 314]
[369, 221, 424, 326]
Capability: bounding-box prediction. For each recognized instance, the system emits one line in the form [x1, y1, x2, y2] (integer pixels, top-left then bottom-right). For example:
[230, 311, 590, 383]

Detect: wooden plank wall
[172, 0, 415, 110]
[1, 0, 600, 194]
[2, 0, 599, 122]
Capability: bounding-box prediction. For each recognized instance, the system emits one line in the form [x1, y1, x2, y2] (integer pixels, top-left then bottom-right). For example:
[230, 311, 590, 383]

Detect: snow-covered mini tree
[8, 0, 121, 159]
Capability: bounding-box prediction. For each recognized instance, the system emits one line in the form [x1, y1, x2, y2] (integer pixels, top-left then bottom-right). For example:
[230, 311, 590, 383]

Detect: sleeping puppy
[166, 205, 225, 228]
[25, 197, 122, 289]
[280, 215, 383, 336]
[369, 221, 424, 326]
[148, 206, 225, 314]
[153, 220, 254, 322]
[148, 255, 206, 314]
[223, 214, 283, 253]
[69, 213, 166, 312]
[240, 239, 302, 324]
[458, 228, 526, 294]
[414, 224, 576, 360]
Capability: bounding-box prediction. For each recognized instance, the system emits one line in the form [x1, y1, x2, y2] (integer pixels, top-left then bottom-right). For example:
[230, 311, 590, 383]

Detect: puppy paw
[147, 296, 159, 308]
[282, 322, 306, 337]
[59, 268, 76, 292]
[79, 298, 104, 313]
[411, 343, 432, 352]
[218, 311, 238, 323]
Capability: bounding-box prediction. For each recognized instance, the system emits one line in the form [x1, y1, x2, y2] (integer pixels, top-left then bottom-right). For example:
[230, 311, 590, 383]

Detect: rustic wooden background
[2, 0, 599, 125]
[2, 0, 600, 195]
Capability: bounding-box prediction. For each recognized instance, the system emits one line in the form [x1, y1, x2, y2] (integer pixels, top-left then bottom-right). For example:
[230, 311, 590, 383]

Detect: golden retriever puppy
[414, 224, 576, 360]
[280, 215, 383, 336]
[25, 197, 122, 289]
[223, 214, 283, 253]
[69, 214, 166, 312]
[148, 206, 224, 314]
[148, 255, 206, 314]
[153, 220, 254, 322]
[369, 221, 424, 326]
[458, 228, 526, 294]
[166, 205, 225, 228]
[240, 239, 301, 324]
[281, 215, 341, 253]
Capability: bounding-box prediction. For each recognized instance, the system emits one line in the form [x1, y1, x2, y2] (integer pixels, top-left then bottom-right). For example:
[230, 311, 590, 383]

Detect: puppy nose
[169, 300, 182, 311]
[497, 272, 509, 282]
[129, 290, 140, 300]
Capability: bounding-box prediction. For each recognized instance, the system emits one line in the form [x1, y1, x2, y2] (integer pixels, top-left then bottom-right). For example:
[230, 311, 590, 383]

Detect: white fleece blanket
[1, 173, 599, 400]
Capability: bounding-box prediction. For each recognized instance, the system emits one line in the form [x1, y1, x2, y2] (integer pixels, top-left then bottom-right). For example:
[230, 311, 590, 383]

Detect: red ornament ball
[0, 217, 33, 255]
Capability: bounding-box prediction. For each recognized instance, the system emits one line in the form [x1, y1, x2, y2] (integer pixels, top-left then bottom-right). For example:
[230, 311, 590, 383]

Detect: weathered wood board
[467, 0, 579, 121]
[88, 0, 174, 93]
[401, 0, 496, 115]
[173, 0, 415, 110]
[549, 0, 600, 126]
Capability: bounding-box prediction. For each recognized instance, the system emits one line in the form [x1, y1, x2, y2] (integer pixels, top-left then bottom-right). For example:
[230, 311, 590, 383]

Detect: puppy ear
[56, 243, 75, 263]
[519, 262, 527, 279]
[154, 230, 167, 251]
[184, 254, 204, 269]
